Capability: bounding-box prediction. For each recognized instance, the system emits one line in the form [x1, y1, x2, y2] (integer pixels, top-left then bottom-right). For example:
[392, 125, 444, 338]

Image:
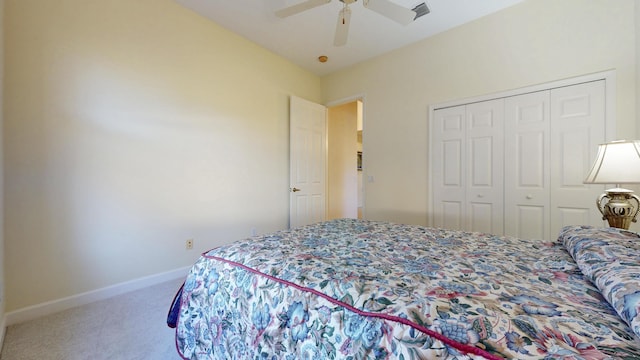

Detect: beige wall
[322, 0, 638, 229]
[4, 0, 321, 311]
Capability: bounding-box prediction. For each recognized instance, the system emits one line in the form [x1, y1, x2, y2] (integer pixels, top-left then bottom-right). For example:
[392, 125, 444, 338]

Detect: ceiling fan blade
[363, 0, 417, 25]
[413, 2, 430, 20]
[334, 6, 352, 46]
[275, 0, 332, 18]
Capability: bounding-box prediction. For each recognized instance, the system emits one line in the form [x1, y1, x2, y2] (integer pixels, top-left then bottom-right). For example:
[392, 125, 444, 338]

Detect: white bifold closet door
[504, 91, 550, 240]
[432, 99, 504, 234]
[432, 80, 606, 240]
[431, 105, 466, 231]
[504, 80, 606, 240]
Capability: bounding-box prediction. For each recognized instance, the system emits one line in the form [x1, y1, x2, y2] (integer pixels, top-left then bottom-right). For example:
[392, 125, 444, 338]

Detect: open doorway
[327, 99, 363, 220]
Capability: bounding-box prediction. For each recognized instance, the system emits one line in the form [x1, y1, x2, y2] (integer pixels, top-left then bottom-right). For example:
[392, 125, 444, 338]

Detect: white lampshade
[584, 140, 640, 184]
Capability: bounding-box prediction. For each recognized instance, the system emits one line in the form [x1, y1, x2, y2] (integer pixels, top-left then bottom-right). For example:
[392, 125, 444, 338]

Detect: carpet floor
[0, 277, 185, 360]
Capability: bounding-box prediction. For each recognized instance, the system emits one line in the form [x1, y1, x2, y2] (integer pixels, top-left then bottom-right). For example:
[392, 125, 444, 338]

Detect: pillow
[560, 225, 640, 338]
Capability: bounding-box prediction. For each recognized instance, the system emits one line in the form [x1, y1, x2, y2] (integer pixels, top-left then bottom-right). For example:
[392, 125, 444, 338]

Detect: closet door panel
[470, 137, 493, 186]
[550, 80, 606, 236]
[517, 132, 546, 187]
[466, 99, 504, 234]
[505, 91, 550, 240]
[515, 206, 546, 240]
[443, 140, 463, 186]
[469, 202, 494, 233]
[557, 208, 592, 229]
[432, 106, 466, 229]
[440, 201, 463, 230]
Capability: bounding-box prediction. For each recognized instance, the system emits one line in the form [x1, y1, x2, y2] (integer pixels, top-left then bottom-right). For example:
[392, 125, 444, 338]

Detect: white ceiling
[175, 0, 525, 76]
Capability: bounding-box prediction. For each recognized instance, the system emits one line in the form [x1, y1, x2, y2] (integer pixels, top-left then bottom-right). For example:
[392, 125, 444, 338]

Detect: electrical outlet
[186, 239, 194, 250]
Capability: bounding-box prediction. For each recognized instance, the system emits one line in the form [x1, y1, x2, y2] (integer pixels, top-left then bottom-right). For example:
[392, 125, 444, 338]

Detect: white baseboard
[4, 266, 191, 327]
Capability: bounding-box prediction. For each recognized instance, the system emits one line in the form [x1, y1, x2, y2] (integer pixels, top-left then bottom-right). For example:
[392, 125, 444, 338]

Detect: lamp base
[597, 188, 640, 230]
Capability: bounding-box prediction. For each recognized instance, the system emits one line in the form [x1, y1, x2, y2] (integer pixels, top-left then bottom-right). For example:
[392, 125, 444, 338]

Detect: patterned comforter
[171, 219, 640, 359]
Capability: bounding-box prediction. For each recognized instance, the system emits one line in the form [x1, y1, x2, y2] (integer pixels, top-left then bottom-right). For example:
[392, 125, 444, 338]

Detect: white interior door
[466, 99, 504, 234]
[432, 105, 466, 230]
[549, 80, 606, 235]
[504, 91, 551, 240]
[289, 96, 327, 228]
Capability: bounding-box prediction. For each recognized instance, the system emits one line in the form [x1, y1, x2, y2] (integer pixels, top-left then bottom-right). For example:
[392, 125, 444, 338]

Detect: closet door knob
[526, 194, 533, 199]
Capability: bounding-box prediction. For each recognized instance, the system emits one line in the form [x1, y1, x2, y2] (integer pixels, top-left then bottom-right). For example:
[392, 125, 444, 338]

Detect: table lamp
[584, 140, 640, 229]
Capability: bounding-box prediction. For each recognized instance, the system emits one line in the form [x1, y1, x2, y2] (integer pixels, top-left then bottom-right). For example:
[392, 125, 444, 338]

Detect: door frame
[427, 70, 616, 227]
[326, 94, 367, 219]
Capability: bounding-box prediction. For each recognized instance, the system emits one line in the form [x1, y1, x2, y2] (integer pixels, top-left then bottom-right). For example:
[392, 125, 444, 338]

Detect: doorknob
[291, 187, 301, 192]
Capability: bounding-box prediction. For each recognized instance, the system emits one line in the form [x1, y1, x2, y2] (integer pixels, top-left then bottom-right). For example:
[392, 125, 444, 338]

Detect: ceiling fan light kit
[276, 0, 430, 46]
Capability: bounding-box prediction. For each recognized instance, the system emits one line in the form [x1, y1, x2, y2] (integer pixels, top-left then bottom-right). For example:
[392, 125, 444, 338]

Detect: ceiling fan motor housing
[339, 0, 358, 4]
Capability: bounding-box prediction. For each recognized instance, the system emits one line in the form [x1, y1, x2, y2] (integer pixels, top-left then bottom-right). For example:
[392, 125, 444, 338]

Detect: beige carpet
[0, 277, 185, 360]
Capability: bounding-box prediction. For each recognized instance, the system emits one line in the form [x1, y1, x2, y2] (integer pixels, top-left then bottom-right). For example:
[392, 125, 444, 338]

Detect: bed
[168, 218, 640, 359]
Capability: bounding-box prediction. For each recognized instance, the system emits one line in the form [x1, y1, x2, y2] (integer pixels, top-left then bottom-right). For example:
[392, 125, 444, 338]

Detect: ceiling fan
[275, 0, 430, 46]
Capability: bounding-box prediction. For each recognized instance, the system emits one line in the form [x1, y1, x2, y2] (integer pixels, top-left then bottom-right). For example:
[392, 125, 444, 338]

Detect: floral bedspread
[561, 225, 640, 341]
[174, 219, 640, 359]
